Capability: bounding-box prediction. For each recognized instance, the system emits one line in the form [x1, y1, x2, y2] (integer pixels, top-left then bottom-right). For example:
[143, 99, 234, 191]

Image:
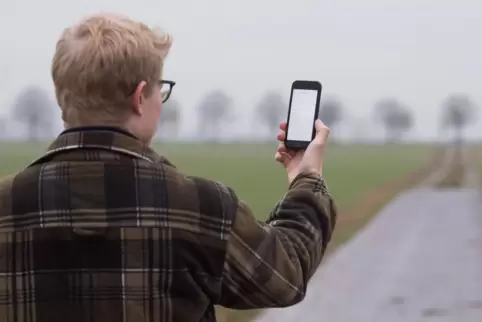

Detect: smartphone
[284, 80, 322, 150]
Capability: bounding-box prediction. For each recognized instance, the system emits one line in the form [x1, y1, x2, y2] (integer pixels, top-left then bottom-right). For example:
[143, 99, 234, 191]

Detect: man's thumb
[313, 119, 330, 143]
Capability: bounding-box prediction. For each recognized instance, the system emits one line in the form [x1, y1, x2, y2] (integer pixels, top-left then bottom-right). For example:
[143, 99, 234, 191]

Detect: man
[0, 13, 337, 322]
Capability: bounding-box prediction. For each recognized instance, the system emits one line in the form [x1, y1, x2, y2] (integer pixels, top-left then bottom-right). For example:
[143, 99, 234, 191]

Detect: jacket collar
[29, 126, 173, 167]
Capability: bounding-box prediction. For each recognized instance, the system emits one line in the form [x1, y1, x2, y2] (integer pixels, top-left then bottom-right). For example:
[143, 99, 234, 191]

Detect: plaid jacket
[0, 128, 337, 322]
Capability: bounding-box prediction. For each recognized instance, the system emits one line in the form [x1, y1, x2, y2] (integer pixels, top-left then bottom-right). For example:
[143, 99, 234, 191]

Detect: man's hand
[275, 119, 330, 184]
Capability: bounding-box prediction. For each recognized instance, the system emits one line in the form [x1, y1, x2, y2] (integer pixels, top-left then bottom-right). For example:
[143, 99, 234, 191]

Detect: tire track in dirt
[419, 145, 456, 186]
[462, 146, 480, 188]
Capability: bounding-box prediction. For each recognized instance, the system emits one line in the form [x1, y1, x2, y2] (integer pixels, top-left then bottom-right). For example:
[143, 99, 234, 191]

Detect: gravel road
[256, 149, 482, 322]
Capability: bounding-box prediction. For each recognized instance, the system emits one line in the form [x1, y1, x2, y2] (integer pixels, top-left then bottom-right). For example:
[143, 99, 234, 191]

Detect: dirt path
[463, 146, 480, 188]
[256, 147, 482, 322]
[419, 145, 456, 186]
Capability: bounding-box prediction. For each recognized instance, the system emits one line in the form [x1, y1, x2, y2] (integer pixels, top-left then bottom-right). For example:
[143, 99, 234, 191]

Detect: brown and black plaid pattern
[0, 128, 337, 322]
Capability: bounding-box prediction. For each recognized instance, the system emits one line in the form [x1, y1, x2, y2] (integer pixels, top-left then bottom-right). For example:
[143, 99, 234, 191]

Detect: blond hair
[51, 13, 172, 126]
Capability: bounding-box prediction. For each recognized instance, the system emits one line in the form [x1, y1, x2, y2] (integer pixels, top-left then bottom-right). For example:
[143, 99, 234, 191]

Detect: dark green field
[0, 142, 434, 218]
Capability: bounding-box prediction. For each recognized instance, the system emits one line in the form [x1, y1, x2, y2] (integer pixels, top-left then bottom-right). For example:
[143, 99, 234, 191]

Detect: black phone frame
[284, 80, 322, 150]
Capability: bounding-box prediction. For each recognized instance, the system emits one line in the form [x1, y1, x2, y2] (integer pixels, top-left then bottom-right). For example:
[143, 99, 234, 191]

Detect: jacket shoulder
[160, 164, 239, 230]
[0, 171, 23, 212]
[0, 172, 17, 192]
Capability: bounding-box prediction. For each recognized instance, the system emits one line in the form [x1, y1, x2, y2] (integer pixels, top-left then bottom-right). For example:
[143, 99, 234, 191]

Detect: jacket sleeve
[216, 171, 337, 309]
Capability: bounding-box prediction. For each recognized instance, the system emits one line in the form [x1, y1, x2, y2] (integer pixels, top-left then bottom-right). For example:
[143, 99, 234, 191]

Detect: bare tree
[319, 96, 343, 129]
[441, 94, 477, 144]
[158, 99, 181, 139]
[257, 91, 286, 135]
[11, 85, 53, 141]
[197, 90, 233, 140]
[374, 98, 414, 143]
[0, 116, 6, 139]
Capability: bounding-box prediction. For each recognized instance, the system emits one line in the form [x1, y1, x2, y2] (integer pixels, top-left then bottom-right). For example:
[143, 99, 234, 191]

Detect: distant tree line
[0, 85, 54, 141]
[0, 84, 477, 144]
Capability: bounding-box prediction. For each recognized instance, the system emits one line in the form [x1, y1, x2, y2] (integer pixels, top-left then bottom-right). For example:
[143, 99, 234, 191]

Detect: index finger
[279, 121, 287, 131]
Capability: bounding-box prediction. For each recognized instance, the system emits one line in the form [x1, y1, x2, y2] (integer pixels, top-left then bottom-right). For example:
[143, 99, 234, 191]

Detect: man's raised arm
[217, 170, 337, 309]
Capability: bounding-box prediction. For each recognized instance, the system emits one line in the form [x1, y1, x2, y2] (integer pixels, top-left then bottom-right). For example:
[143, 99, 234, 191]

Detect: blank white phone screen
[286, 89, 318, 142]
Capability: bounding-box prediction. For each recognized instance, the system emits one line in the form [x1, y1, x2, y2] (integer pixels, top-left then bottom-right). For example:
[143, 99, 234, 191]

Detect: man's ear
[131, 81, 148, 116]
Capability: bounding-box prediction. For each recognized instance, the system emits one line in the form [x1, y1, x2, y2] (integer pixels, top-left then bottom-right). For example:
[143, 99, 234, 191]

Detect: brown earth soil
[434, 145, 465, 188]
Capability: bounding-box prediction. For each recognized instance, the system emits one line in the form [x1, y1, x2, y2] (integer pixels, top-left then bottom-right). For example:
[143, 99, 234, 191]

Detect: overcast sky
[1, 0, 481, 140]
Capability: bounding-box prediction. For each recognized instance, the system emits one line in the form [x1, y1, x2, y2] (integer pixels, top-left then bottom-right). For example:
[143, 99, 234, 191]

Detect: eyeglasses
[160, 80, 176, 103]
[128, 79, 176, 103]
